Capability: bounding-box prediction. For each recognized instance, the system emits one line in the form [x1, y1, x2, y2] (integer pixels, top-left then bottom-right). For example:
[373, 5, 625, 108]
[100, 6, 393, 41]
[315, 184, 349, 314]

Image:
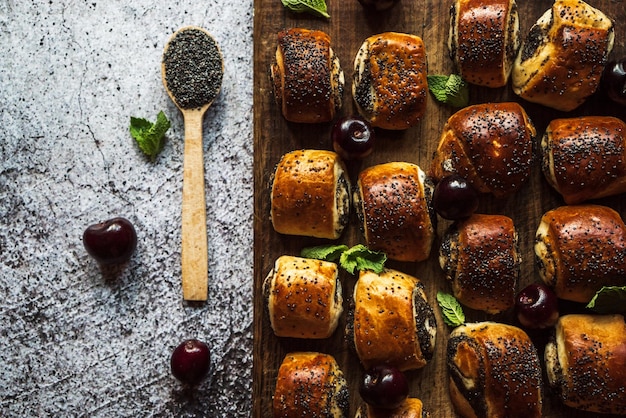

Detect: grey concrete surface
[0, 1, 253, 417]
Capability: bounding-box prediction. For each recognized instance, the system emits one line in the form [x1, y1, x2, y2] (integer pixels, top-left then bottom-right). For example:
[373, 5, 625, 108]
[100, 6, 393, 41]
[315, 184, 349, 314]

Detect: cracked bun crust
[429, 102, 535, 198]
[541, 116, 626, 205]
[271, 28, 344, 123]
[439, 214, 520, 314]
[270, 149, 351, 239]
[273, 352, 349, 418]
[354, 162, 435, 262]
[353, 32, 428, 130]
[349, 269, 437, 372]
[264, 256, 343, 339]
[535, 204, 626, 303]
[545, 314, 626, 415]
[447, 322, 543, 418]
[448, 0, 520, 87]
[512, 0, 614, 111]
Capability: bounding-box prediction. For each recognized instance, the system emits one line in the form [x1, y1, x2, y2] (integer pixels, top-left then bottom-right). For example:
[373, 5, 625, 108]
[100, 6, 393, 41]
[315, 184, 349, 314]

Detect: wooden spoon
[161, 26, 224, 301]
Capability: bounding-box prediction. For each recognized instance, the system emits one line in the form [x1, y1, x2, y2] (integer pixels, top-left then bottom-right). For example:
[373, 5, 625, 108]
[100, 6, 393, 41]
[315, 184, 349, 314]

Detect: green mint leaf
[281, 0, 330, 18]
[436, 291, 465, 327]
[427, 75, 449, 103]
[339, 244, 387, 275]
[586, 286, 626, 314]
[301, 244, 349, 262]
[300, 244, 386, 274]
[130, 111, 171, 161]
[445, 74, 469, 108]
[427, 74, 469, 108]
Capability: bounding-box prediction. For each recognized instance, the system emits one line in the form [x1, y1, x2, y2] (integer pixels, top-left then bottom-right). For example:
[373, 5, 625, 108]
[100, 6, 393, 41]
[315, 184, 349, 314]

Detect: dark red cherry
[170, 339, 211, 385]
[601, 59, 626, 106]
[83, 217, 137, 265]
[359, 365, 409, 409]
[357, 0, 400, 11]
[515, 283, 559, 329]
[433, 174, 479, 220]
[331, 115, 375, 160]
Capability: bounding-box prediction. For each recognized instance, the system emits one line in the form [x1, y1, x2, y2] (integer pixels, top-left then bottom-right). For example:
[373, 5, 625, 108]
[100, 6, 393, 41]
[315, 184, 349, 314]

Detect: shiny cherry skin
[515, 283, 559, 329]
[433, 174, 479, 220]
[357, 0, 400, 11]
[359, 365, 409, 409]
[331, 115, 375, 160]
[601, 59, 626, 106]
[170, 339, 211, 385]
[83, 217, 137, 265]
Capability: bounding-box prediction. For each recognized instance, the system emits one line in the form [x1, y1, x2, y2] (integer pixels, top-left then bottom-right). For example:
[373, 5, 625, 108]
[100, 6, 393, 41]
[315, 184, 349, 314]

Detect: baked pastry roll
[429, 102, 535, 198]
[542, 116, 626, 204]
[264, 255, 343, 339]
[355, 398, 430, 417]
[535, 204, 626, 303]
[347, 268, 437, 372]
[271, 149, 350, 239]
[448, 0, 520, 87]
[512, 0, 614, 111]
[273, 351, 349, 417]
[447, 322, 543, 418]
[353, 32, 428, 130]
[440, 214, 520, 314]
[270, 28, 344, 123]
[354, 162, 435, 262]
[545, 314, 626, 415]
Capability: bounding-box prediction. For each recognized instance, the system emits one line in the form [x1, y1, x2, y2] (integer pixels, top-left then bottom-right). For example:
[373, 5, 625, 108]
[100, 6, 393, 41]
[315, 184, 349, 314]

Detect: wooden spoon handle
[181, 108, 208, 301]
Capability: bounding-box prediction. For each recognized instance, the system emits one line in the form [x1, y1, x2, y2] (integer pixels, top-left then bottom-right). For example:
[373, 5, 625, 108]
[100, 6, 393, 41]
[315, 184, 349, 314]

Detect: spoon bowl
[162, 26, 224, 301]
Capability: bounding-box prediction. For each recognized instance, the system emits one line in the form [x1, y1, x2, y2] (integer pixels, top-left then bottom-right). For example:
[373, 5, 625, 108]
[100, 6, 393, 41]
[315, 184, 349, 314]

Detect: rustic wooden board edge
[253, 1, 626, 417]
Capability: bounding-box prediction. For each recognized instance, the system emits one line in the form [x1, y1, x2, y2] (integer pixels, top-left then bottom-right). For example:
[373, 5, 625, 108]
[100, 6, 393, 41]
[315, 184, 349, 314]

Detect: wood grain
[253, 1, 626, 417]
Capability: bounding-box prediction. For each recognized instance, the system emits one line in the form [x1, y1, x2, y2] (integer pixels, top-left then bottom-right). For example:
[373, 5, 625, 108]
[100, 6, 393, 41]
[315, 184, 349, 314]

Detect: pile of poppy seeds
[163, 28, 223, 110]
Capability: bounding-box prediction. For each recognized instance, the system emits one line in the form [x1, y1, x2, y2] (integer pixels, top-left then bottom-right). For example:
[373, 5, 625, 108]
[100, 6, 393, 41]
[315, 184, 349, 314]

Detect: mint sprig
[281, 0, 330, 18]
[437, 291, 465, 327]
[301, 244, 386, 274]
[586, 286, 626, 314]
[130, 111, 171, 161]
[427, 74, 469, 108]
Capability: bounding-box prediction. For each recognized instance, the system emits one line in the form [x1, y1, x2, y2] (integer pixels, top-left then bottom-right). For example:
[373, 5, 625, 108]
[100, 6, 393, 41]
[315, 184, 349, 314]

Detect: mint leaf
[281, 0, 330, 18]
[301, 244, 348, 262]
[427, 75, 449, 102]
[586, 286, 626, 314]
[339, 244, 387, 275]
[437, 291, 465, 327]
[301, 244, 386, 274]
[427, 74, 469, 108]
[130, 111, 171, 161]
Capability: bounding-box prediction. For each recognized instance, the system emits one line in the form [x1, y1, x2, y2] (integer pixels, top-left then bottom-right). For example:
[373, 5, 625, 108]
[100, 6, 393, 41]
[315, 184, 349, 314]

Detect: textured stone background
[0, 1, 253, 417]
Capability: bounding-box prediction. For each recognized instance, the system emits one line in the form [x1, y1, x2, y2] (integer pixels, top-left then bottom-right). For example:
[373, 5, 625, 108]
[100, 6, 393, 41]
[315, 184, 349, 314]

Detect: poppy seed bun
[511, 0, 614, 111]
[353, 32, 428, 130]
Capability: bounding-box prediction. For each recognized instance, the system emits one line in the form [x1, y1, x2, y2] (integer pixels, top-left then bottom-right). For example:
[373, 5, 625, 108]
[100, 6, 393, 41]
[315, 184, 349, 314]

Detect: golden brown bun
[270, 28, 344, 123]
[273, 352, 349, 417]
[535, 204, 626, 303]
[271, 150, 350, 239]
[429, 102, 535, 198]
[542, 116, 626, 204]
[350, 269, 437, 372]
[355, 398, 430, 417]
[264, 256, 343, 339]
[354, 162, 435, 262]
[448, 0, 520, 87]
[353, 32, 428, 130]
[545, 314, 626, 415]
[440, 214, 520, 314]
[447, 322, 543, 418]
[512, 0, 614, 111]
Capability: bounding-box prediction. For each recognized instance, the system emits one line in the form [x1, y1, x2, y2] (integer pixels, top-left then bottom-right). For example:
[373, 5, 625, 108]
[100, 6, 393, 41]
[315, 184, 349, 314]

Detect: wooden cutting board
[253, 1, 626, 417]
